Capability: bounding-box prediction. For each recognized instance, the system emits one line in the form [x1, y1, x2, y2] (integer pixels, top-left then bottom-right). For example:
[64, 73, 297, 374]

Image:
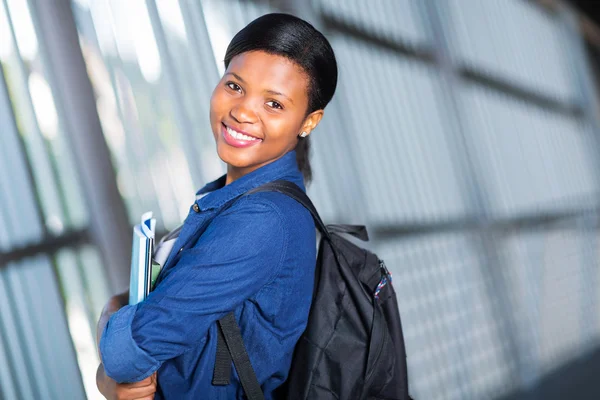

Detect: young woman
[96, 13, 338, 399]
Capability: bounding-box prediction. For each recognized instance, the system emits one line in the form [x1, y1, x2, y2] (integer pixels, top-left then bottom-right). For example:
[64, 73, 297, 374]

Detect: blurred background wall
[2, 0, 600, 399]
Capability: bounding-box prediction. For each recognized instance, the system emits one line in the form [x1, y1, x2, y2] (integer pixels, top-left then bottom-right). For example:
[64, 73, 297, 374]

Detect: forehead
[226, 51, 309, 93]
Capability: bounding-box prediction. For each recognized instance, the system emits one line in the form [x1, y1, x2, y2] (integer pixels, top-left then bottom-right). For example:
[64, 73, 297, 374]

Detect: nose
[229, 99, 258, 125]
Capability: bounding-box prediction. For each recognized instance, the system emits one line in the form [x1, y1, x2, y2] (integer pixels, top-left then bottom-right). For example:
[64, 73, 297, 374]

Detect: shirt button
[179, 247, 184, 253]
[192, 203, 200, 213]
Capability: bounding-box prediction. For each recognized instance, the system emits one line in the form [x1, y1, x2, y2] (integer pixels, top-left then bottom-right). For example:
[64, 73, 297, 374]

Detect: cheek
[263, 115, 303, 144]
[210, 88, 226, 121]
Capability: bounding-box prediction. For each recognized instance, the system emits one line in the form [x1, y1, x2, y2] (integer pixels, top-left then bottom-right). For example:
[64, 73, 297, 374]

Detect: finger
[133, 396, 154, 400]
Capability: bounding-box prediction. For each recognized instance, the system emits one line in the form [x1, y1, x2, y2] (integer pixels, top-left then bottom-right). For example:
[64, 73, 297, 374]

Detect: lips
[221, 123, 263, 148]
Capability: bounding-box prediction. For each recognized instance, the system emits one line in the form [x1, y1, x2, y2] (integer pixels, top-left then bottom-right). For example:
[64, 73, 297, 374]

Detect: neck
[225, 151, 293, 185]
[226, 162, 266, 185]
[225, 166, 246, 185]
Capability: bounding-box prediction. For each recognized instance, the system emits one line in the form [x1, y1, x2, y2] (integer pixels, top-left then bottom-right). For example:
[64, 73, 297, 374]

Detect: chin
[216, 143, 257, 169]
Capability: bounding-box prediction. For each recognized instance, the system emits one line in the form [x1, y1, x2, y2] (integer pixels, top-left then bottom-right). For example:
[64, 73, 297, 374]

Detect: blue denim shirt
[100, 151, 316, 399]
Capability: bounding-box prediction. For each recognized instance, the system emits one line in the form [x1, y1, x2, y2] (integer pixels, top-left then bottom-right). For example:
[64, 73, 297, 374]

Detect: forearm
[96, 291, 130, 397]
[96, 363, 110, 395]
[98, 303, 161, 383]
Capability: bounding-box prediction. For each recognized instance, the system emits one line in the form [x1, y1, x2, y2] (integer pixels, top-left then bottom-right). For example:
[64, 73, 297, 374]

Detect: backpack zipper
[379, 259, 391, 279]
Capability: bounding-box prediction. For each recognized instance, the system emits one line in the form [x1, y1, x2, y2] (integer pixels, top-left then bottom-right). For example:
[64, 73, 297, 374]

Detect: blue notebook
[129, 212, 157, 305]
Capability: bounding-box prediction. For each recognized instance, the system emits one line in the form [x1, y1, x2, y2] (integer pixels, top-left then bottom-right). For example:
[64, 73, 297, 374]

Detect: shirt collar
[195, 150, 304, 211]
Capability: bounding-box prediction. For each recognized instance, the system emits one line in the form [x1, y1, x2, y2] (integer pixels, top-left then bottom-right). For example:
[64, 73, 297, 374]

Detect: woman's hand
[97, 363, 157, 400]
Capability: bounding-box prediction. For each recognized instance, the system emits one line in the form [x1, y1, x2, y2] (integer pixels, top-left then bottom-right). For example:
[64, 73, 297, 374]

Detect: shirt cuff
[99, 304, 160, 383]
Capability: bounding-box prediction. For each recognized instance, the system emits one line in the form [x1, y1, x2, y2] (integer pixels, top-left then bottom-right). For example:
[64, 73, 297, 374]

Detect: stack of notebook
[128, 212, 160, 305]
[129, 212, 181, 305]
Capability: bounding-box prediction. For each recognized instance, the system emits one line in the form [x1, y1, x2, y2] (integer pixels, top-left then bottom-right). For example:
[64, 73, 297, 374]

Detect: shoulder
[219, 190, 316, 241]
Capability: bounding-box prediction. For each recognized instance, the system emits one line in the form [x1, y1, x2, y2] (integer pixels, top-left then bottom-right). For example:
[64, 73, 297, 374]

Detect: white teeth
[227, 127, 258, 141]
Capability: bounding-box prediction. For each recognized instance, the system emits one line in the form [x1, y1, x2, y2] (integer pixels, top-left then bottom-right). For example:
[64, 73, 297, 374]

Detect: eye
[266, 100, 283, 110]
[226, 82, 242, 93]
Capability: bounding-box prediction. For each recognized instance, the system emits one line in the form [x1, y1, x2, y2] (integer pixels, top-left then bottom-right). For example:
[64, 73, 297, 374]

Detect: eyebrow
[225, 72, 246, 84]
[266, 89, 294, 105]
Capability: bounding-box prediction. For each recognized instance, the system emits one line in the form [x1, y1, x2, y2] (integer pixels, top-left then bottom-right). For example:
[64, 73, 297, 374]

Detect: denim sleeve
[99, 305, 160, 383]
[99, 196, 287, 383]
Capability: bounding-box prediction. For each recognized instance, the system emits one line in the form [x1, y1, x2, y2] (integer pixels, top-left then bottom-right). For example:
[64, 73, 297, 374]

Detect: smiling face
[209, 50, 323, 184]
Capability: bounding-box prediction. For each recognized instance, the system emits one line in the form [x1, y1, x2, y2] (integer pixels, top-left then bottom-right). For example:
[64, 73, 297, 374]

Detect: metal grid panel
[2, 0, 65, 234]
[20, 255, 87, 399]
[496, 226, 600, 386]
[0, 253, 107, 400]
[201, 0, 277, 68]
[444, 0, 575, 104]
[24, 0, 90, 231]
[330, 35, 469, 224]
[0, 266, 37, 399]
[503, 227, 600, 365]
[583, 226, 600, 351]
[377, 234, 517, 400]
[1, 2, 112, 398]
[0, 257, 85, 400]
[305, 107, 368, 223]
[0, 62, 43, 248]
[318, 0, 428, 48]
[78, 245, 112, 325]
[54, 248, 105, 399]
[71, 0, 218, 229]
[2, 0, 91, 235]
[0, 324, 19, 400]
[458, 82, 599, 217]
[157, 0, 225, 187]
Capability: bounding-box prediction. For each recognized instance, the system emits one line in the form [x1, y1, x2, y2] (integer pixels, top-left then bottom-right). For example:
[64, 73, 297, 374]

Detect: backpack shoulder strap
[212, 180, 327, 398]
[215, 313, 265, 400]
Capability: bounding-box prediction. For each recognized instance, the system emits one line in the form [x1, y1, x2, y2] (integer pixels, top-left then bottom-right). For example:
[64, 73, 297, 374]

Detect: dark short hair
[224, 13, 338, 183]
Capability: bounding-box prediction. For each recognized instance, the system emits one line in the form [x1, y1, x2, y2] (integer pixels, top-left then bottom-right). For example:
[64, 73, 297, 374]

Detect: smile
[222, 123, 263, 148]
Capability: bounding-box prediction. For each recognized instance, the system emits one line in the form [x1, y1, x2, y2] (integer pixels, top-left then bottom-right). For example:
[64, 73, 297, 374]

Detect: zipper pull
[374, 259, 392, 300]
[379, 259, 392, 282]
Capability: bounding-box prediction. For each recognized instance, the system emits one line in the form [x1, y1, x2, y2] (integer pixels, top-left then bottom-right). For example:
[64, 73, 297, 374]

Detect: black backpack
[211, 180, 412, 400]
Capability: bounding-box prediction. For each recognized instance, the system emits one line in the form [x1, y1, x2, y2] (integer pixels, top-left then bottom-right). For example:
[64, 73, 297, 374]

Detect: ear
[299, 110, 324, 137]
